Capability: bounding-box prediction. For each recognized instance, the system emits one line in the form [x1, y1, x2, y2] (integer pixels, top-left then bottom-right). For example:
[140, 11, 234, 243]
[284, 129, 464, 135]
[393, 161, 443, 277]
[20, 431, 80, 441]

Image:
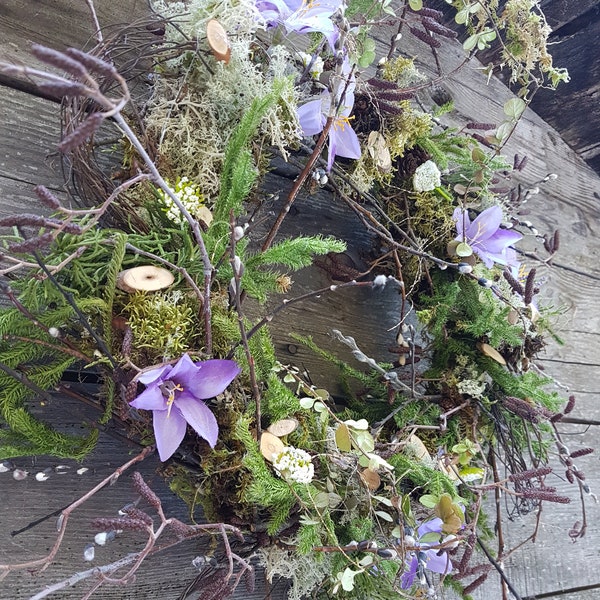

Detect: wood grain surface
[1, 1, 600, 599]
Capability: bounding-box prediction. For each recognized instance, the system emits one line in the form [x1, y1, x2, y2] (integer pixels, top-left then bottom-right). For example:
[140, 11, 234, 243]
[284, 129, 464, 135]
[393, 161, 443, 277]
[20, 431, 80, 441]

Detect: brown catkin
[8, 232, 54, 253]
[367, 77, 400, 90]
[64, 48, 117, 79]
[508, 466, 552, 482]
[36, 81, 88, 98]
[570, 447, 594, 459]
[409, 27, 442, 48]
[376, 90, 415, 102]
[466, 122, 496, 130]
[168, 518, 192, 539]
[524, 267, 537, 304]
[564, 394, 575, 414]
[503, 269, 525, 295]
[34, 185, 61, 209]
[521, 489, 571, 503]
[421, 16, 457, 38]
[132, 471, 162, 510]
[58, 112, 105, 153]
[419, 7, 444, 19]
[121, 506, 154, 526]
[462, 573, 489, 595]
[502, 396, 541, 422]
[31, 44, 88, 79]
[375, 100, 403, 115]
[92, 516, 150, 531]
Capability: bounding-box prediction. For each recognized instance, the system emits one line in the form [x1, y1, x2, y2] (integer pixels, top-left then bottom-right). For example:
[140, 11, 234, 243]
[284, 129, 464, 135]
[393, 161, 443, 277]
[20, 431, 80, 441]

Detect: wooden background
[1, 1, 599, 599]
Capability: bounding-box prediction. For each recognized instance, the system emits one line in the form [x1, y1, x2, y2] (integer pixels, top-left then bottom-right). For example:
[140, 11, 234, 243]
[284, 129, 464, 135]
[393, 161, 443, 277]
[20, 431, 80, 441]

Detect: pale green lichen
[147, 1, 300, 200]
[257, 545, 333, 600]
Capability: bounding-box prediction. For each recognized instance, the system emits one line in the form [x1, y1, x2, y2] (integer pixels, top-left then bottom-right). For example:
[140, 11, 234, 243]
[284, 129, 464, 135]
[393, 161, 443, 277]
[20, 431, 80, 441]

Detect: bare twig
[0, 447, 152, 581]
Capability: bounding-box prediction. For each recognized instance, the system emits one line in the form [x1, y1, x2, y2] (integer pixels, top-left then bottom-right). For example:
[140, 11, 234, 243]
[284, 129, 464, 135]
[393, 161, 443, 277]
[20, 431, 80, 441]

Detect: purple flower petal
[452, 207, 470, 238]
[417, 517, 444, 537]
[130, 385, 166, 411]
[477, 227, 522, 254]
[137, 364, 172, 386]
[453, 206, 521, 269]
[175, 396, 219, 447]
[298, 98, 327, 136]
[423, 550, 452, 575]
[331, 119, 361, 159]
[152, 408, 187, 461]
[465, 205, 502, 242]
[166, 353, 198, 381]
[400, 556, 418, 589]
[189, 360, 241, 399]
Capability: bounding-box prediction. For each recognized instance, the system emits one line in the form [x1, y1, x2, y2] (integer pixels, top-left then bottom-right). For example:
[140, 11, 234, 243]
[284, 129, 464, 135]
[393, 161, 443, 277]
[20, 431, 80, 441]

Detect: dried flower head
[413, 160, 441, 192]
[272, 446, 314, 484]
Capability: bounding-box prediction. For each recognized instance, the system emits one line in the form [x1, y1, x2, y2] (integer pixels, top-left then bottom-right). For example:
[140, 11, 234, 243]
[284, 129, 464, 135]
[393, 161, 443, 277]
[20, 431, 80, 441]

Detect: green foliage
[263, 372, 302, 422]
[419, 273, 523, 374]
[124, 290, 199, 360]
[240, 236, 347, 302]
[391, 452, 458, 497]
[232, 413, 297, 533]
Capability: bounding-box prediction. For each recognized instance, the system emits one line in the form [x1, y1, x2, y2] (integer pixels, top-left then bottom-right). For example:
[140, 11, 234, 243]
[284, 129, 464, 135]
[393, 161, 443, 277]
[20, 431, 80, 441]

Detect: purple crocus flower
[453, 205, 522, 269]
[297, 59, 361, 171]
[256, 0, 342, 49]
[400, 518, 452, 589]
[130, 354, 240, 461]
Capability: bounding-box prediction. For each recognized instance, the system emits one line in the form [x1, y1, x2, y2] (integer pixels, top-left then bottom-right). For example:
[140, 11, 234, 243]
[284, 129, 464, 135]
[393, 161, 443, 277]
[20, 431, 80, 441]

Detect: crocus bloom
[400, 518, 452, 589]
[256, 0, 342, 49]
[453, 205, 522, 269]
[297, 58, 361, 171]
[130, 354, 240, 461]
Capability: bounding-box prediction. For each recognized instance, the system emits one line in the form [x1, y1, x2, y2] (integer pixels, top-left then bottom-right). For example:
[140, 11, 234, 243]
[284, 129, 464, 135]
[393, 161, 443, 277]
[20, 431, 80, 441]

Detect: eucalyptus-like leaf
[504, 97, 527, 120]
[335, 423, 352, 452]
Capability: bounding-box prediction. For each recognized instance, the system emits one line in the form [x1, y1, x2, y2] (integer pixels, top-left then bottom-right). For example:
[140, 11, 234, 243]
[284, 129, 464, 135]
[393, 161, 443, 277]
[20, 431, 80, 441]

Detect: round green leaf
[504, 98, 526, 120]
[299, 397, 315, 409]
[455, 242, 473, 257]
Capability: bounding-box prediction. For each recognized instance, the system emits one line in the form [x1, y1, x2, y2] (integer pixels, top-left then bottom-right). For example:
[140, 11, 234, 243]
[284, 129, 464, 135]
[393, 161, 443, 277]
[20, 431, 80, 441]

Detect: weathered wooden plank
[524, 589, 600, 600]
[0, 391, 274, 599]
[0, 87, 63, 190]
[0, 0, 150, 65]
[530, 13, 600, 170]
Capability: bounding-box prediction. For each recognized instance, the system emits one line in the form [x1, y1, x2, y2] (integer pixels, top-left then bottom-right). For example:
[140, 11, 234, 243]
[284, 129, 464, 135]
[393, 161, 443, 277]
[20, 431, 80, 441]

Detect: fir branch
[31, 251, 117, 369]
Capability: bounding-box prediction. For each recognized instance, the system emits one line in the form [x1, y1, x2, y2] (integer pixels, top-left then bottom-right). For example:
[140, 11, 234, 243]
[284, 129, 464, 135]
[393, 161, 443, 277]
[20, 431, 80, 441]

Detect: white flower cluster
[157, 177, 205, 224]
[272, 447, 314, 484]
[413, 159, 441, 192]
[297, 51, 324, 80]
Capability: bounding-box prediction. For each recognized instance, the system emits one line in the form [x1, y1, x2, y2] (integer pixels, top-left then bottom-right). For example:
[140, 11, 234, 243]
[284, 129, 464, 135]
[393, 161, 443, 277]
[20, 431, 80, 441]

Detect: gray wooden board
[0, 390, 278, 600]
[1, 0, 600, 598]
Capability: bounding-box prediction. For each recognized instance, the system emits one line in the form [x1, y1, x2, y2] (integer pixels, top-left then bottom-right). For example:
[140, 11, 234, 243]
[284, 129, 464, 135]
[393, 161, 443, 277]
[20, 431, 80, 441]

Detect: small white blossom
[158, 177, 206, 224]
[272, 446, 314, 484]
[298, 52, 324, 80]
[413, 160, 441, 192]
